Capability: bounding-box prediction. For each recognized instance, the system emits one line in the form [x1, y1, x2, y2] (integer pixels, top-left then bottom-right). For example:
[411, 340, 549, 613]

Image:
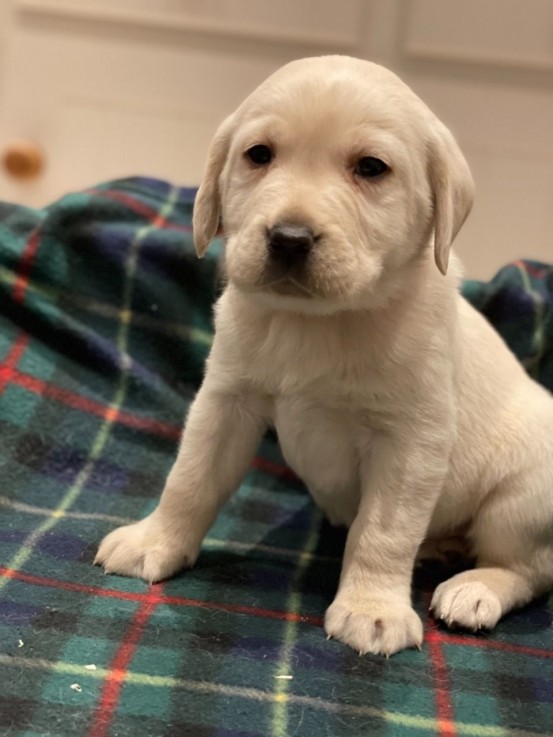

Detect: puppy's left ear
[427, 123, 474, 275]
[193, 114, 235, 258]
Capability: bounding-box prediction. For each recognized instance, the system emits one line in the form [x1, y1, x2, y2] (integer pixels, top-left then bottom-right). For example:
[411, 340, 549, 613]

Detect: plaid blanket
[0, 177, 551, 737]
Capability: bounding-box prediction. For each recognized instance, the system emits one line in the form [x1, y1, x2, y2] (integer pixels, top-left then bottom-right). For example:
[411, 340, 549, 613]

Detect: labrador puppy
[96, 56, 553, 656]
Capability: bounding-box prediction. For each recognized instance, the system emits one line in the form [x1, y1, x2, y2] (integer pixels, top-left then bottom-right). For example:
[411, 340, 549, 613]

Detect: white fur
[96, 56, 553, 656]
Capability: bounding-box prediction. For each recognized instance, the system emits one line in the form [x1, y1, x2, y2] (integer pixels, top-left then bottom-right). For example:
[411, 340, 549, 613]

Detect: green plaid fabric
[0, 177, 551, 737]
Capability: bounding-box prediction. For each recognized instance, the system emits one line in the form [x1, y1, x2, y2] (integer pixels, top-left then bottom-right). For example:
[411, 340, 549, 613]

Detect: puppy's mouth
[262, 274, 315, 298]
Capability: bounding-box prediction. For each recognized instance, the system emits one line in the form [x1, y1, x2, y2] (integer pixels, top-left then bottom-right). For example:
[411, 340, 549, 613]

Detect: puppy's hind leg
[416, 532, 471, 566]
[431, 469, 553, 630]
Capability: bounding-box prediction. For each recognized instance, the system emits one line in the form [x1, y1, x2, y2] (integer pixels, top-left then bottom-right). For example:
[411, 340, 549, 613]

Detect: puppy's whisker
[259, 275, 318, 298]
[261, 276, 290, 289]
[287, 278, 317, 298]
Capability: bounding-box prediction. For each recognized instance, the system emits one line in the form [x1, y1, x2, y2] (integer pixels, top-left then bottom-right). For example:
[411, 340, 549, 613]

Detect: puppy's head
[193, 56, 474, 314]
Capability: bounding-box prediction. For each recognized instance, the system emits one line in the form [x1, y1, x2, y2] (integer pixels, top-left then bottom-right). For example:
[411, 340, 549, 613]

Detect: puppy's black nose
[267, 222, 315, 265]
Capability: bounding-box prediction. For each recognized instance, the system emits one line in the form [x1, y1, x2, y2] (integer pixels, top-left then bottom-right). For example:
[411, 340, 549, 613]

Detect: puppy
[96, 56, 553, 656]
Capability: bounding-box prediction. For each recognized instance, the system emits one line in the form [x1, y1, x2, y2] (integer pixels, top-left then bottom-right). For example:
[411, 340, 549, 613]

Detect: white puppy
[96, 56, 553, 656]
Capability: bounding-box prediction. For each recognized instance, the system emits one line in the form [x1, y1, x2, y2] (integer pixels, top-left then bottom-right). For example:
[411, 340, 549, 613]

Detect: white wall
[0, 1, 11, 97]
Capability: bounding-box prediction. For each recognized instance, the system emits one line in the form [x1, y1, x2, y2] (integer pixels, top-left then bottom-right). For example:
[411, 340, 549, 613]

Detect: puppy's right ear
[193, 115, 235, 258]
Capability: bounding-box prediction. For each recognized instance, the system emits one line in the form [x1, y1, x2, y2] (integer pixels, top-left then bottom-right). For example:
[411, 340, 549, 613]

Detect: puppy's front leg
[95, 381, 268, 582]
[325, 432, 449, 656]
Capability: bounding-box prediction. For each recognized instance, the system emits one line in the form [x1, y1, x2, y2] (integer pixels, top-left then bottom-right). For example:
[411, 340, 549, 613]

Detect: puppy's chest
[251, 342, 382, 404]
[244, 333, 395, 420]
[223, 301, 414, 415]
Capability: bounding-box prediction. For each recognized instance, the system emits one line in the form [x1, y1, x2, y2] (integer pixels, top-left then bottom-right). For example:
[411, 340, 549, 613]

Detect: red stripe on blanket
[0, 228, 42, 393]
[89, 586, 163, 737]
[0, 567, 323, 626]
[0, 335, 29, 394]
[252, 456, 300, 483]
[427, 616, 457, 737]
[514, 260, 547, 279]
[7, 367, 182, 439]
[87, 189, 191, 232]
[426, 629, 553, 658]
[1, 566, 551, 658]
[3, 366, 301, 480]
[13, 228, 41, 302]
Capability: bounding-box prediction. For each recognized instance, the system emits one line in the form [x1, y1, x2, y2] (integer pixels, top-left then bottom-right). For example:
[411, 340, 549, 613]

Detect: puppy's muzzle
[267, 222, 315, 270]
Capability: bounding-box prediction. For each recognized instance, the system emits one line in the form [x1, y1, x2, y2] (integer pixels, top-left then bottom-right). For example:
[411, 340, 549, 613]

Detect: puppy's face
[194, 57, 474, 314]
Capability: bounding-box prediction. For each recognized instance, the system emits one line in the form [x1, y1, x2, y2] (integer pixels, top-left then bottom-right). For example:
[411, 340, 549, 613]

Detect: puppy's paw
[324, 598, 423, 657]
[94, 513, 197, 583]
[431, 575, 502, 631]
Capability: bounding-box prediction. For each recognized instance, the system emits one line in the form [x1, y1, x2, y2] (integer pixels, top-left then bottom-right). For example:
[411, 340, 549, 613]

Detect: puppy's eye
[246, 144, 273, 166]
[355, 156, 389, 179]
